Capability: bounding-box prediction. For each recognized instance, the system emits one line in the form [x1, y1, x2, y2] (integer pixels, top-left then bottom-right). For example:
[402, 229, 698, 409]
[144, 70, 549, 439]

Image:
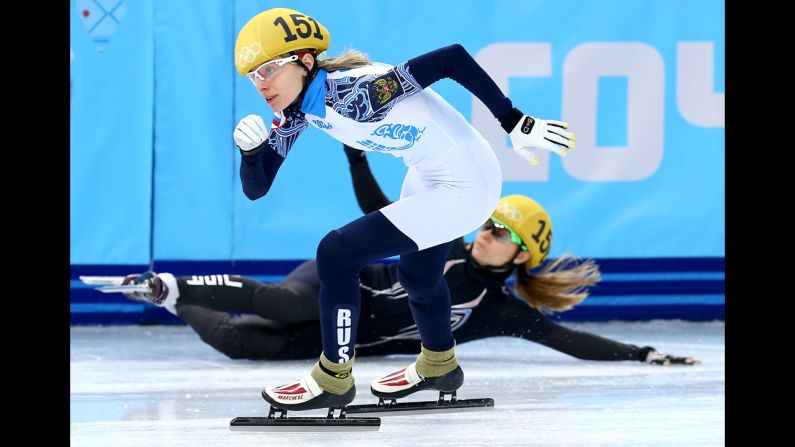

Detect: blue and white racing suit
[240, 44, 525, 362]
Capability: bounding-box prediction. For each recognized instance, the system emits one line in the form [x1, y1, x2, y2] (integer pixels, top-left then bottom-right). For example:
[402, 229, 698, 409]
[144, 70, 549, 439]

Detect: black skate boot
[120, 271, 168, 305]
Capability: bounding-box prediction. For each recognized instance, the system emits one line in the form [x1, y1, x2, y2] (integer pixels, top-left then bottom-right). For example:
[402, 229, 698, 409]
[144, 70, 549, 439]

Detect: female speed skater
[232, 6, 578, 412]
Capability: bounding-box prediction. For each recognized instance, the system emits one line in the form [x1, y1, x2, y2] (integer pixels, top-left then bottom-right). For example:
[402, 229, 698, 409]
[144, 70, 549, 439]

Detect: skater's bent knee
[316, 229, 346, 263]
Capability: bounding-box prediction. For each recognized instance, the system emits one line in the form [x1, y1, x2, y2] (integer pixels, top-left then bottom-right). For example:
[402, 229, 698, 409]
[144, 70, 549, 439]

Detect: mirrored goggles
[482, 218, 528, 252]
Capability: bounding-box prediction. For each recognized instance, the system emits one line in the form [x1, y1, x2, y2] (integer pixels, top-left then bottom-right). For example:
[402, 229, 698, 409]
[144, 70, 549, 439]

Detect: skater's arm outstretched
[493, 297, 700, 365]
[349, 44, 575, 165]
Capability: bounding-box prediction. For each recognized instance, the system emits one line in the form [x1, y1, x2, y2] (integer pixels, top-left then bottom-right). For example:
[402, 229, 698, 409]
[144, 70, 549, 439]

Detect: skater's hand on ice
[234, 114, 268, 152]
[508, 114, 575, 166]
[643, 349, 701, 366]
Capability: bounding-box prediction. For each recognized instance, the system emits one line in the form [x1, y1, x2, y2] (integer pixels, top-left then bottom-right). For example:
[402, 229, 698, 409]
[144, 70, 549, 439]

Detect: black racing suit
[174, 147, 651, 362]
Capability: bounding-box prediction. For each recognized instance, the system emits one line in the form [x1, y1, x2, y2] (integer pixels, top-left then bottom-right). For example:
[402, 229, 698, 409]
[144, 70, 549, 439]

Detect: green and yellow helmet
[235, 8, 330, 76]
[490, 195, 553, 270]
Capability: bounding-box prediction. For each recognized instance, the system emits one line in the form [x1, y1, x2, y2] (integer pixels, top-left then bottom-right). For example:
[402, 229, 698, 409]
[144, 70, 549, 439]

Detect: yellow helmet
[490, 195, 553, 270]
[235, 8, 330, 76]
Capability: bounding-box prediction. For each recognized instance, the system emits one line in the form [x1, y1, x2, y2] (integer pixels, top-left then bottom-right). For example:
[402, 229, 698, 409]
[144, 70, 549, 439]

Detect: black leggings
[175, 260, 324, 360]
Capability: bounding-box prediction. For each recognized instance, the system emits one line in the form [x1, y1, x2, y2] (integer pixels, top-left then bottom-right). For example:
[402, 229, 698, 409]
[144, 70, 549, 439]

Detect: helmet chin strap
[288, 50, 319, 109]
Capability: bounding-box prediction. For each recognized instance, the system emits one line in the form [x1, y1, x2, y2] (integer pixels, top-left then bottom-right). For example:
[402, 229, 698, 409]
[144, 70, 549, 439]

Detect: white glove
[233, 114, 268, 152]
[644, 349, 701, 366]
[508, 115, 576, 166]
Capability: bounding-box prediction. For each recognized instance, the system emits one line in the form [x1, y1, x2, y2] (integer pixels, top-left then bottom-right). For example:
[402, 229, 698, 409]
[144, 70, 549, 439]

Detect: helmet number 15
[273, 14, 324, 42]
[531, 219, 551, 254]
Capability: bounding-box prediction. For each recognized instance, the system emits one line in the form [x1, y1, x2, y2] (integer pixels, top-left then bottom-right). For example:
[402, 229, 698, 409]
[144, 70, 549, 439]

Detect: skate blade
[79, 276, 126, 286]
[94, 284, 150, 294]
[346, 397, 494, 417]
[229, 416, 381, 432]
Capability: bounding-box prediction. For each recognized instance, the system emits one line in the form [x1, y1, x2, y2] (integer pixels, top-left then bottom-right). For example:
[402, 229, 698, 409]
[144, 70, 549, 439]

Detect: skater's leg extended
[372, 242, 465, 399]
[178, 304, 292, 360]
[254, 259, 322, 324]
[250, 281, 319, 324]
[363, 165, 499, 398]
[263, 211, 417, 411]
[177, 266, 320, 324]
[176, 275, 260, 312]
[349, 239, 494, 415]
[316, 211, 418, 364]
[398, 241, 457, 355]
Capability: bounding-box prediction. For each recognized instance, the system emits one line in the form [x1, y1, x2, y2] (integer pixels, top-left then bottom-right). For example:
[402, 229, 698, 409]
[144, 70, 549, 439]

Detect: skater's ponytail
[317, 48, 372, 72]
[512, 254, 601, 313]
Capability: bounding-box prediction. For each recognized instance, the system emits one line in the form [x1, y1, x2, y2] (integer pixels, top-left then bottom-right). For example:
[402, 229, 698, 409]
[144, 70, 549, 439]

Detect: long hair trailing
[513, 254, 602, 313]
[316, 48, 372, 72]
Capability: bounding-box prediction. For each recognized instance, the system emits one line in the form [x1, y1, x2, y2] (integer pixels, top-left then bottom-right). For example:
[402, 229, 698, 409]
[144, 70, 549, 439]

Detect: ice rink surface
[71, 320, 724, 446]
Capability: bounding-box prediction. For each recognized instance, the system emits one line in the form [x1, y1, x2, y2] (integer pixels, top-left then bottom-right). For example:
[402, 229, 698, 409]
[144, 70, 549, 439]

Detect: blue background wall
[70, 0, 724, 322]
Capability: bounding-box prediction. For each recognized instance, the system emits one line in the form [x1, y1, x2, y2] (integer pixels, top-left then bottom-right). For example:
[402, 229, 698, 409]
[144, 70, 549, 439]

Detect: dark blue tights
[316, 211, 455, 363]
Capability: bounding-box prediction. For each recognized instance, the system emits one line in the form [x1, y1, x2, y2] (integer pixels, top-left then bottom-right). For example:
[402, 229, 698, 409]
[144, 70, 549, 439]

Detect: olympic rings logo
[237, 42, 261, 66]
[496, 202, 523, 222]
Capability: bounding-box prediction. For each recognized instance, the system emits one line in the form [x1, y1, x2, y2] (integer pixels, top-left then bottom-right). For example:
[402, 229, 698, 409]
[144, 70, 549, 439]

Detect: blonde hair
[316, 48, 371, 72]
[513, 253, 601, 313]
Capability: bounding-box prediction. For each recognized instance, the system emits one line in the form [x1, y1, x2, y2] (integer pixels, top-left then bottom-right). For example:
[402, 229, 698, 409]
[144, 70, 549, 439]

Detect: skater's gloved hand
[506, 110, 575, 166]
[642, 347, 701, 366]
[234, 114, 268, 152]
[343, 144, 367, 164]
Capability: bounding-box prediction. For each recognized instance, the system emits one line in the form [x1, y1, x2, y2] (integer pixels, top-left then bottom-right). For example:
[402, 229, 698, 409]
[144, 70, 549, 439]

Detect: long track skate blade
[95, 284, 150, 293]
[79, 276, 126, 286]
[229, 416, 381, 432]
[346, 397, 494, 417]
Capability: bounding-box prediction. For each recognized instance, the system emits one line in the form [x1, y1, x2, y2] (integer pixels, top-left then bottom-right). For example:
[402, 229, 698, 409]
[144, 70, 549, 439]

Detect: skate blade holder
[79, 276, 150, 294]
[229, 406, 381, 432]
[346, 391, 495, 417]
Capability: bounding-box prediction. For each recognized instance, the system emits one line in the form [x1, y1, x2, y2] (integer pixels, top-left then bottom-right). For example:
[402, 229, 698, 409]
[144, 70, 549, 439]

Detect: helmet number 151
[273, 14, 324, 42]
